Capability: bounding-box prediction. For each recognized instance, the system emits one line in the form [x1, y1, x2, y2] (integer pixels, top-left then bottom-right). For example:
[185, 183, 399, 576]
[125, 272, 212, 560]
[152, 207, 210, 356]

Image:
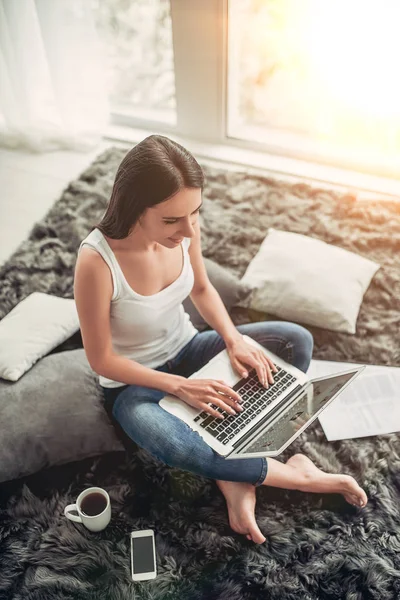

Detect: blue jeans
[102, 322, 313, 486]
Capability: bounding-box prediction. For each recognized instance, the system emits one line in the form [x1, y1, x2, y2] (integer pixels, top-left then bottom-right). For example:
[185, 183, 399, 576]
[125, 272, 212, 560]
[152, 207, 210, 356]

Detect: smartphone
[130, 529, 157, 581]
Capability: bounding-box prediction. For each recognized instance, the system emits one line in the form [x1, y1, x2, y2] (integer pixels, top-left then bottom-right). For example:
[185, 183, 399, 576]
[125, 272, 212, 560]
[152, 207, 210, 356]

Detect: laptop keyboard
[193, 366, 297, 445]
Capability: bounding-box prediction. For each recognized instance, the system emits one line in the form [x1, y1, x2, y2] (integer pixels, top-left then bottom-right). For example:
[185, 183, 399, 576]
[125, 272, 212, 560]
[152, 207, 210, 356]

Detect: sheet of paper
[306, 359, 400, 441]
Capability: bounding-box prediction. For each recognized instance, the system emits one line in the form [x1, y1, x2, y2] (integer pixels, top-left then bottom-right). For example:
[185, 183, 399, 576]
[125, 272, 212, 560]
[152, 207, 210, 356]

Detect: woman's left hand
[226, 335, 278, 387]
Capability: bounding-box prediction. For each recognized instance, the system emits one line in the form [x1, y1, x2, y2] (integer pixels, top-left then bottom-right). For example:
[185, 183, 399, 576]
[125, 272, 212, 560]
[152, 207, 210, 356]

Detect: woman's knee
[113, 395, 195, 467]
[283, 323, 314, 372]
[113, 394, 160, 445]
[242, 321, 313, 373]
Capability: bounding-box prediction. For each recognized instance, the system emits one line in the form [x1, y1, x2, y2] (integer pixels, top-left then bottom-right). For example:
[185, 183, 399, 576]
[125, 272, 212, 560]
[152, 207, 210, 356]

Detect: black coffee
[80, 492, 107, 516]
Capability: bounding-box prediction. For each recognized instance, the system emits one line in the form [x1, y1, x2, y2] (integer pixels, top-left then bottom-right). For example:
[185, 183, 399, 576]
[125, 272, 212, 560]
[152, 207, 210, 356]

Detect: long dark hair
[96, 134, 204, 239]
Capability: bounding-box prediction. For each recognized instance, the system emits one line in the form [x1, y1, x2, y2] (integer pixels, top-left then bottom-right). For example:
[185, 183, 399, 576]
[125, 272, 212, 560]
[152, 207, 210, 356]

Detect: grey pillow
[0, 349, 123, 483]
[183, 257, 252, 331]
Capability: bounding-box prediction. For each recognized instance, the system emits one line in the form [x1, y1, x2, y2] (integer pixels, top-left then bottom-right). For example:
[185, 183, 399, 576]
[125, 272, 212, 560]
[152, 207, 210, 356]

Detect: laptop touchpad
[190, 356, 239, 387]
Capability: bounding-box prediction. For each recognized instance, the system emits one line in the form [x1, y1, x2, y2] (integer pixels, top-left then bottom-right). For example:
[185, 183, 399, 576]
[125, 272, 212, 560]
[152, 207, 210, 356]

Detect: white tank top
[79, 228, 198, 388]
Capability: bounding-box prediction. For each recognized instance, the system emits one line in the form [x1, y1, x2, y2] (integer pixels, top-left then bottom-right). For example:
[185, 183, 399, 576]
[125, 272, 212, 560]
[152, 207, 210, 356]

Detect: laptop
[160, 335, 365, 459]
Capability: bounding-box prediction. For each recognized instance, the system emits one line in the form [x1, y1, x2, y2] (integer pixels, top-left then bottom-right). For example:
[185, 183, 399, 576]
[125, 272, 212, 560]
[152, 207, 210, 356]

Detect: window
[227, 0, 400, 176]
[93, 0, 400, 179]
[93, 0, 176, 126]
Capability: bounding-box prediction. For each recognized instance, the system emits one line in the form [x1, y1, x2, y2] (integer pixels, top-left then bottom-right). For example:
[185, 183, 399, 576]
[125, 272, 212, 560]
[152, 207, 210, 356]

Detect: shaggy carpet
[1, 147, 400, 600]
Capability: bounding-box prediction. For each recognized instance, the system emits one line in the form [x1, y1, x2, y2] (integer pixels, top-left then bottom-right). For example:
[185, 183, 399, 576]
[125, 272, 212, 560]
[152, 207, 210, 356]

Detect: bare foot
[216, 480, 266, 544]
[287, 454, 368, 508]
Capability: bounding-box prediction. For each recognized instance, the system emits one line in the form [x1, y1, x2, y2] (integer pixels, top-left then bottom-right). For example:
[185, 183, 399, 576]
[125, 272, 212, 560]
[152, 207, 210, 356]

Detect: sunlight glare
[303, 0, 400, 120]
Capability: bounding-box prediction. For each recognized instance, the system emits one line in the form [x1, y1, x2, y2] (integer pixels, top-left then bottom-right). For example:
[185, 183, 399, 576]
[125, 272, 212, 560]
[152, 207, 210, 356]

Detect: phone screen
[132, 535, 155, 574]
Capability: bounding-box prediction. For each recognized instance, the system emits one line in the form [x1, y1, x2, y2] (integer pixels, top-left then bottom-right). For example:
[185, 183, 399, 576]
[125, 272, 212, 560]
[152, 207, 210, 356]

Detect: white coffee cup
[64, 487, 111, 532]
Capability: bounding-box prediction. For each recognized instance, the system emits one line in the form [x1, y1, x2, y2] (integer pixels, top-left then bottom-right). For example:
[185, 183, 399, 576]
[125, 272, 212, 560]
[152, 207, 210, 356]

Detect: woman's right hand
[175, 378, 243, 419]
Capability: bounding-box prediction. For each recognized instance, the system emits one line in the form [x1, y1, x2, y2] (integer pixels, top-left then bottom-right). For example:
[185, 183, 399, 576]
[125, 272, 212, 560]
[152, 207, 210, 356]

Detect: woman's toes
[341, 476, 368, 507]
[245, 529, 266, 544]
[250, 526, 266, 544]
[344, 493, 361, 506]
[359, 488, 368, 507]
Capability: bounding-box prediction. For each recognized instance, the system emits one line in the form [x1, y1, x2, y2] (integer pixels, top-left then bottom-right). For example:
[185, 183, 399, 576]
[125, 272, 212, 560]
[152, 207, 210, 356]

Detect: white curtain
[0, 0, 109, 152]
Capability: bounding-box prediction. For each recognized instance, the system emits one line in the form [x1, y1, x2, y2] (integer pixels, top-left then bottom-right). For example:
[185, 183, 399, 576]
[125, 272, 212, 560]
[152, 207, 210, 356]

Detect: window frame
[108, 0, 400, 181]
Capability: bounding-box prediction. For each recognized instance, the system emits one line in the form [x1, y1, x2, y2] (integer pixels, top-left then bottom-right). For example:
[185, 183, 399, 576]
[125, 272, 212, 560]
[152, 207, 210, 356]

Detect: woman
[74, 135, 367, 544]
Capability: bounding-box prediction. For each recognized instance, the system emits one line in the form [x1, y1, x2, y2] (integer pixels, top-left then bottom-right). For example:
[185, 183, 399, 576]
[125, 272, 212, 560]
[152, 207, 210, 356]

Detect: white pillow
[241, 229, 380, 334]
[0, 293, 79, 381]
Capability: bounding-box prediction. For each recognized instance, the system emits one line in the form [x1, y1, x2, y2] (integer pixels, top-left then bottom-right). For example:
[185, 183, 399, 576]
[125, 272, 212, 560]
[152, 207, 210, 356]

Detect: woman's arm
[188, 222, 243, 351]
[93, 354, 184, 395]
[188, 224, 276, 385]
[74, 247, 184, 394]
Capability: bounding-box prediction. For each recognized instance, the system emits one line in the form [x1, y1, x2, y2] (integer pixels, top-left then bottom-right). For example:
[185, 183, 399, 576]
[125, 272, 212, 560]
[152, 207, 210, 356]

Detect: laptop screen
[240, 370, 359, 456]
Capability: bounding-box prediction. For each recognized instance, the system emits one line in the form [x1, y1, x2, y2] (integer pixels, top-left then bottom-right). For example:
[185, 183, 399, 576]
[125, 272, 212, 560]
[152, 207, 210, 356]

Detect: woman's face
[138, 187, 202, 248]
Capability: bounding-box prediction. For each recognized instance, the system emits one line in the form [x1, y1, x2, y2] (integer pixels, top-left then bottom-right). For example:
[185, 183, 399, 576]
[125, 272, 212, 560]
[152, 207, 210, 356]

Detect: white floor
[0, 138, 399, 268]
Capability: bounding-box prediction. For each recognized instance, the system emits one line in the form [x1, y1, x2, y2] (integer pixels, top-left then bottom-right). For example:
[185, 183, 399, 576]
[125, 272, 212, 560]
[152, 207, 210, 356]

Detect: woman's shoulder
[75, 245, 109, 280]
[78, 229, 111, 264]
[76, 230, 111, 273]
[74, 246, 113, 301]
[79, 227, 102, 249]
[76, 230, 116, 299]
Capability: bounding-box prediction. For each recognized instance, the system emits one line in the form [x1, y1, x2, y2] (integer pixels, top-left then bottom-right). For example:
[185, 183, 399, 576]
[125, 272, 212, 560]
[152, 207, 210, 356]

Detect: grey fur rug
[1, 147, 400, 600]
